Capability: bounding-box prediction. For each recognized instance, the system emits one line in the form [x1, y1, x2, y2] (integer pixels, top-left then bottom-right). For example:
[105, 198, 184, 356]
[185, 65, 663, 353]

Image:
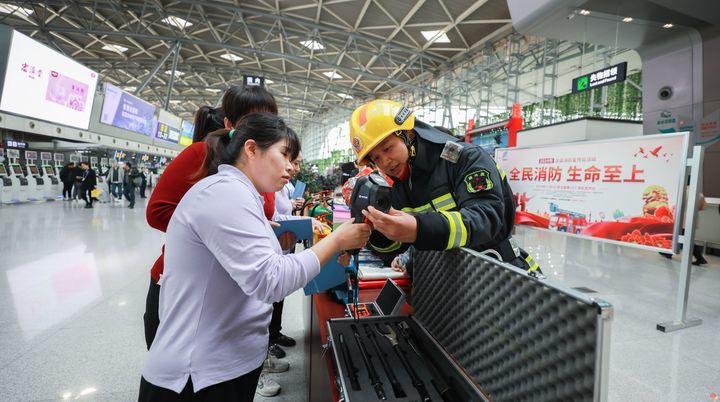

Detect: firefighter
[349, 99, 539, 273]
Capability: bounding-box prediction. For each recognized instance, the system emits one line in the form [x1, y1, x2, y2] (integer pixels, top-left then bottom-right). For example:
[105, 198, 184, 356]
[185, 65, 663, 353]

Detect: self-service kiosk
[54, 153, 65, 178]
[23, 151, 47, 201]
[0, 148, 18, 204]
[6, 149, 29, 202]
[0, 163, 16, 204]
[40, 152, 60, 200]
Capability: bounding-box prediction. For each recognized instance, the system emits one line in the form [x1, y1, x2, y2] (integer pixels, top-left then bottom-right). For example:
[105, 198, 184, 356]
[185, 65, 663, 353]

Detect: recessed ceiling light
[0, 4, 34, 18]
[421, 30, 450, 43]
[170, 99, 182, 103]
[265, 79, 274, 84]
[123, 86, 137, 92]
[663, 23, 674, 28]
[205, 88, 221, 93]
[301, 40, 325, 50]
[165, 70, 185, 77]
[579, 9, 591, 16]
[162, 16, 192, 29]
[102, 44, 128, 53]
[337, 93, 353, 99]
[323, 71, 342, 79]
[220, 53, 242, 62]
[622, 17, 633, 23]
[296, 108, 312, 114]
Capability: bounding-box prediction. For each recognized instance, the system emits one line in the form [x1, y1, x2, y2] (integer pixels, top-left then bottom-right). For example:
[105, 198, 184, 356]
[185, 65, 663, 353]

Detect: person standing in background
[72, 162, 83, 200]
[108, 160, 124, 203]
[79, 161, 97, 209]
[139, 166, 148, 198]
[60, 162, 74, 200]
[123, 162, 139, 209]
[267, 151, 305, 360]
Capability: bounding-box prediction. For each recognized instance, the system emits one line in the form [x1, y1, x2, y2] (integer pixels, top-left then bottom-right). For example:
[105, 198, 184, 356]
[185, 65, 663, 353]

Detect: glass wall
[300, 34, 642, 167]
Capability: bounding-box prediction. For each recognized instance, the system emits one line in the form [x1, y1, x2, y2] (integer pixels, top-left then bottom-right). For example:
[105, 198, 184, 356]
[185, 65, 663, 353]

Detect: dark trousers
[140, 181, 147, 198]
[81, 186, 93, 206]
[72, 182, 82, 199]
[124, 184, 135, 206]
[144, 278, 161, 350]
[269, 299, 284, 339]
[62, 182, 73, 198]
[139, 365, 262, 402]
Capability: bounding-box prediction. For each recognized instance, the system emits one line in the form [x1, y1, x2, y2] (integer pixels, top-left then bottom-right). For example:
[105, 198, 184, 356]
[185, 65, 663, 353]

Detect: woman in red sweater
[144, 86, 278, 349]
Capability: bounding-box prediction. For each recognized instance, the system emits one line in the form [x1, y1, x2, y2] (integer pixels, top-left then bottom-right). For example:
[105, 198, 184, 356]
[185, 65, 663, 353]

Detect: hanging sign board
[572, 62, 627, 94]
[495, 132, 689, 252]
[5, 139, 27, 149]
[243, 75, 265, 87]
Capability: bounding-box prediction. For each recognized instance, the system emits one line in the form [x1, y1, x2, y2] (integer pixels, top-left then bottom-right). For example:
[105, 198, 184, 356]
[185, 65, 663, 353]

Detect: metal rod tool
[396, 322, 456, 401]
[351, 324, 386, 400]
[338, 333, 361, 391]
[364, 324, 406, 398]
[377, 323, 432, 402]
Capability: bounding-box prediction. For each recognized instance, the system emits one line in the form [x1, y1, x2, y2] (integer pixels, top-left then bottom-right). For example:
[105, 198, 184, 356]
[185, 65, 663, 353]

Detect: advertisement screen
[495, 133, 689, 252]
[179, 120, 194, 146]
[11, 165, 23, 175]
[0, 165, 6, 175]
[156, 109, 182, 144]
[29, 165, 39, 175]
[44, 166, 54, 175]
[100, 83, 157, 136]
[0, 31, 98, 130]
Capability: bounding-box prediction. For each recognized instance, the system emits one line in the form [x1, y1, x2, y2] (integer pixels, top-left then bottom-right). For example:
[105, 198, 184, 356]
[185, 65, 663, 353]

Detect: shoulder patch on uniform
[464, 169, 493, 193]
[440, 141, 463, 163]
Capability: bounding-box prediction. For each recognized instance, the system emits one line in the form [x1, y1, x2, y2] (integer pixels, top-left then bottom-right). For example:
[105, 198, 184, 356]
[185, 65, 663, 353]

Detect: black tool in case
[326, 315, 490, 402]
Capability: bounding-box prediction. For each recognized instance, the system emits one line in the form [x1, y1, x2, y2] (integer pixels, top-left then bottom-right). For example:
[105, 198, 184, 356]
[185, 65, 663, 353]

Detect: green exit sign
[572, 62, 627, 94]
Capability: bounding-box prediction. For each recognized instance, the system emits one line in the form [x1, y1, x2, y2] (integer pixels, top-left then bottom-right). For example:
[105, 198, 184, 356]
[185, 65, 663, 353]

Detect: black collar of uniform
[411, 119, 458, 172]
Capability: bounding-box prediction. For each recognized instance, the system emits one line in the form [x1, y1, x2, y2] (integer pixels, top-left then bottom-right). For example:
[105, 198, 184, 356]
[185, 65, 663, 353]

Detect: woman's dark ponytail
[199, 113, 300, 177]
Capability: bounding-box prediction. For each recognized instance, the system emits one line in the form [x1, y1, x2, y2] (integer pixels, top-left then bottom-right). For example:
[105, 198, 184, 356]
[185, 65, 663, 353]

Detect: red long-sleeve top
[146, 142, 276, 283]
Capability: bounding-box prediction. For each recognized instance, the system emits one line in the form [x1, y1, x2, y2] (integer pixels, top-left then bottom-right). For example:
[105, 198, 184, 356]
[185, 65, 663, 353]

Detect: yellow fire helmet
[349, 99, 415, 165]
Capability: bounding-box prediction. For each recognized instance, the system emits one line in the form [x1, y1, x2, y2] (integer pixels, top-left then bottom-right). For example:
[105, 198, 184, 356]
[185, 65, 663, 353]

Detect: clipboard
[291, 180, 306, 199]
[271, 219, 313, 240]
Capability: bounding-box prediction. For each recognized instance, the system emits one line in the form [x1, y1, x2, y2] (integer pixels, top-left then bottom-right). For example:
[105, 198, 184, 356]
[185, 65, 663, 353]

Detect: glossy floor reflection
[1, 199, 718, 401]
[0, 198, 309, 401]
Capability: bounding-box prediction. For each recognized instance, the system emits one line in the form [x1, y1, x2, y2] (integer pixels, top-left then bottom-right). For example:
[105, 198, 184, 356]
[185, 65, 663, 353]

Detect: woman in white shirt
[139, 113, 371, 401]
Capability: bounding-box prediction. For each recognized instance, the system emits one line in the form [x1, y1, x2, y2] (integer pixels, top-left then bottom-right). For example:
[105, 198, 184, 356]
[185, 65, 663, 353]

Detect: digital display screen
[155, 109, 182, 143]
[44, 166, 54, 175]
[376, 279, 404, 316]
[11, 165, 23, 175]
[0, 165, 6, 175]
[100, 83, 157, 136]
[29, 165, 39, 175]
[179, 120, 194, 146]
[0, 31, 98, 130]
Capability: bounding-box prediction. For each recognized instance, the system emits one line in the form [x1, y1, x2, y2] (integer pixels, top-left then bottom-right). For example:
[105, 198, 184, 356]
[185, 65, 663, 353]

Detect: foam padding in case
[412, 249, 610, 402]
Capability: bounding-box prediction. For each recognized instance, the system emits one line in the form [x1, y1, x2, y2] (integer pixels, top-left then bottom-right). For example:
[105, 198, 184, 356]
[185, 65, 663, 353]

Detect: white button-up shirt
[142, 164, 320, 393]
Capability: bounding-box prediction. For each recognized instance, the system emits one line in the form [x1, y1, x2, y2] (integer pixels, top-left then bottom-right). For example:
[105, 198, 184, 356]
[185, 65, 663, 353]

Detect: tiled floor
[1, 198, 718, 401]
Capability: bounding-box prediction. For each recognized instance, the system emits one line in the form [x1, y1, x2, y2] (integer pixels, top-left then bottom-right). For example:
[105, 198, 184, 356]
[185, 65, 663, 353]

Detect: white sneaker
[256, 372, 280, 397]
[263, 355, 289, 373]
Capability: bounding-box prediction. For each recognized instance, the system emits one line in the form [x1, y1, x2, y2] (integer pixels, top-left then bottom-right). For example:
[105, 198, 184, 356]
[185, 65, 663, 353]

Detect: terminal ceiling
[0, 0, 513, 126]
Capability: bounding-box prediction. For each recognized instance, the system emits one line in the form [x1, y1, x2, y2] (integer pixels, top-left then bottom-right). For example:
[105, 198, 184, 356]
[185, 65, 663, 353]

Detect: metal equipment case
[324, 248, 612, 402]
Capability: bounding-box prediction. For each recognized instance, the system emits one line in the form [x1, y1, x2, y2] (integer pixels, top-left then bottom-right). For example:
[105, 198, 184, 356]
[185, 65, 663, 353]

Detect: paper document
[292, 180, 306, 199]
